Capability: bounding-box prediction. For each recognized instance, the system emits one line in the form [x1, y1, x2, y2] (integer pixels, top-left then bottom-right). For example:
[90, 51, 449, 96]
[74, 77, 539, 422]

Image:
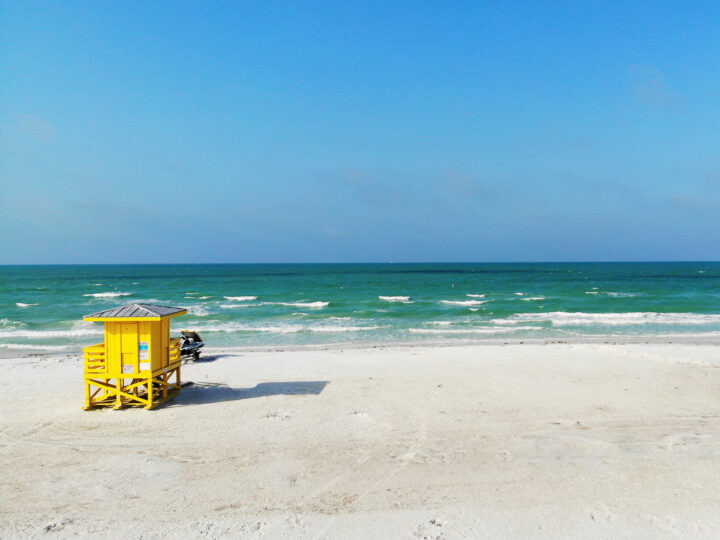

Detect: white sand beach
[2, 343, 720, 538]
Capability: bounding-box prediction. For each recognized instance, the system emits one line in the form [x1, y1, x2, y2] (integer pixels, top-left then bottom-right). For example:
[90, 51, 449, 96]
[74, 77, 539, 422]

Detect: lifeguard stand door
[120, 323, 138, 374]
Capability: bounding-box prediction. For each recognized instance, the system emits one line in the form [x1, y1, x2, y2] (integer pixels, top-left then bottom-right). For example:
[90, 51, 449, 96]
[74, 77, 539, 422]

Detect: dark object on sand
[180, 330, 204, 361]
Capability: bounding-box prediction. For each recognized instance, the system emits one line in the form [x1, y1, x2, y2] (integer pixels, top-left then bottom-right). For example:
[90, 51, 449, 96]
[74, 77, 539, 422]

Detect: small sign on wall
[139, 341, 150, 360]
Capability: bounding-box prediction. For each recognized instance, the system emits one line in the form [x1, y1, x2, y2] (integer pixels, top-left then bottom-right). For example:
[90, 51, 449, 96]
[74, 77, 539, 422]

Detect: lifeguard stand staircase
[82, 304, 187, 410]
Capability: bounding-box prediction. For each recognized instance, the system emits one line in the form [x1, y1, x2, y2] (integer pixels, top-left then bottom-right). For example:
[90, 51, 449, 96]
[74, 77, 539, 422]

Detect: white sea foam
[83, 292, 132, 298]
[187, 306, 209, 316]
[379, 296, 413, 303]
[507, 312, 720, 326]
[521, 297, 545, 301]
[186, 322, 386, 334]
[219, 304, 258, 309]
[514, 292, 525, 296]
[0, 318, 25, 329]
[224, 296, 257, 301]
[440, 300, 488, 306]
[0, 327, 103, 339]
[428, 321, 454, 326]
[269, 301, 329, 308]
[196, 296, 213, 300]
[0, 343, 68, 351]
[466, 294, 485, 298]
[491, 319, 529, 325]
[585, 291, 639, 297]
[409, 326, 538, 335]
[16, 303, 39, 307]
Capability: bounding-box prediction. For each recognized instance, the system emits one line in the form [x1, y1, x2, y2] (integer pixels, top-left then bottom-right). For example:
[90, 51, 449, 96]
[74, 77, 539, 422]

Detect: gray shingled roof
[85, 303, 186, 319]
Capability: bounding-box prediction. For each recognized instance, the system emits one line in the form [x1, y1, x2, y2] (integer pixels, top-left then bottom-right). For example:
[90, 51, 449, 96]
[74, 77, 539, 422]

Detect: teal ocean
[2, 263, 720, 354]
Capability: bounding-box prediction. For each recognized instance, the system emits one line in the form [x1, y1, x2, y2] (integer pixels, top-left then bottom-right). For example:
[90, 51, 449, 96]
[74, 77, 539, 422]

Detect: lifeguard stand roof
[84, 303, 187, 321]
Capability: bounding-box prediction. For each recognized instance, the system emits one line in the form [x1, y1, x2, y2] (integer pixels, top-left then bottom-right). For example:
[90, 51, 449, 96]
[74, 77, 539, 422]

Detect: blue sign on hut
[82, 303, 187, 410]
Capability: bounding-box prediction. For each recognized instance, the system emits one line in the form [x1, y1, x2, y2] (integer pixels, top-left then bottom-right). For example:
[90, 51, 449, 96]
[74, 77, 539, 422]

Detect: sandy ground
[1, 343, 720, 539]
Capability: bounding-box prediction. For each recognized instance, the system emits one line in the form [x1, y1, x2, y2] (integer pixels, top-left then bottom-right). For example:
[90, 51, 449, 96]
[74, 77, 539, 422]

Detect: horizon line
[1, 260, 719, 267]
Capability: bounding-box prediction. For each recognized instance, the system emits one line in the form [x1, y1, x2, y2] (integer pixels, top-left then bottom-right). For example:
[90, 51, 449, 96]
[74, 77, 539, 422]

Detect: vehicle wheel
[193, 351, 200, 362]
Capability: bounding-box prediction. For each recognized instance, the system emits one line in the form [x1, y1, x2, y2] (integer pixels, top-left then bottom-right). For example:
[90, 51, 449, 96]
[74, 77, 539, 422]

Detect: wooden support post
[146, 376, 154, 409]
[114, 378, 123, 409]
[83, 379, 91, 410]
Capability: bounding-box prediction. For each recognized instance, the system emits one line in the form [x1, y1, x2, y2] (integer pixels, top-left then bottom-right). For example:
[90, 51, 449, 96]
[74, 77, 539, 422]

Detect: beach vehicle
[180, 330, 204, 361]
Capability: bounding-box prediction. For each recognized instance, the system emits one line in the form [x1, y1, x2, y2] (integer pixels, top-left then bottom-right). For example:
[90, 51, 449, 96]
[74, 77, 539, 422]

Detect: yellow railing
[84, 342, 106, 373]
[169, 338, 181, 364]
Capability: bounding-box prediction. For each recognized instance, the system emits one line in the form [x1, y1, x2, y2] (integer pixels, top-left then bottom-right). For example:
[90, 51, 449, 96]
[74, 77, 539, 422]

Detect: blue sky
[2, 1, 719, 263]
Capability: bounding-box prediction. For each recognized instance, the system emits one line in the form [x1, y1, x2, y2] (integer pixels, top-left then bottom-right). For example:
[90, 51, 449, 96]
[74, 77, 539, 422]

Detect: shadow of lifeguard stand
[82, 304, 187, 410]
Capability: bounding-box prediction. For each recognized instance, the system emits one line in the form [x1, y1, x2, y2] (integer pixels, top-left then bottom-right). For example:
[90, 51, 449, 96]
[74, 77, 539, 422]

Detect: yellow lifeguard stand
[82, 303, 187, 410]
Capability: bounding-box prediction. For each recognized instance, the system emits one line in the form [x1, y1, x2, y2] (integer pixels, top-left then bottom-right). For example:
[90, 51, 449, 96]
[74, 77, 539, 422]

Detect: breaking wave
[506, 312, 720, 326]
[224, 296, 258, 301]
[585, 291, 639, 298]
[185, 322, 386, 334]
[187, 306, 209, 316]
[83, 292, 132, 298]
[440, 300, 488, 306]
[0, 327, 103, 339]
[0, 343, 68, 351]
[409, 326, 538, 335]
[269, 301, 329, 308]
[0, 318, 25, 329]
[379, 296, 413, 303]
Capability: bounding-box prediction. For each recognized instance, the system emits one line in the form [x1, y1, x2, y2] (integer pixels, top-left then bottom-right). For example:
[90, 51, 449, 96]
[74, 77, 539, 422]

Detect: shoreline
[4, 332, 720, 360]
